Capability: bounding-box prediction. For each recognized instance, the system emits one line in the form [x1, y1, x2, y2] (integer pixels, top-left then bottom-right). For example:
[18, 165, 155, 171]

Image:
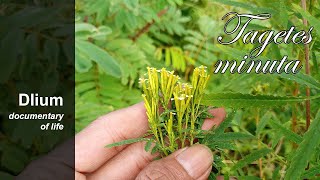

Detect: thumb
[136, 144, 213, 180]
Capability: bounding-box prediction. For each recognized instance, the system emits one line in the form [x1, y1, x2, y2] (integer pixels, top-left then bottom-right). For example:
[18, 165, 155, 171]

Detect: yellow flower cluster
[140, 66, 210, 156]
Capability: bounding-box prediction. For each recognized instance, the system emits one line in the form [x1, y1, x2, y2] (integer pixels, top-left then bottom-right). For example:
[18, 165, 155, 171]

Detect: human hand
[17, 102, 225, 179]
[75, 102, 226, 180]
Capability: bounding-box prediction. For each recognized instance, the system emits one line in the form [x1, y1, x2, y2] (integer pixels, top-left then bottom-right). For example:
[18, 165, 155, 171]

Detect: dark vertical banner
[0, 0, 75, 179]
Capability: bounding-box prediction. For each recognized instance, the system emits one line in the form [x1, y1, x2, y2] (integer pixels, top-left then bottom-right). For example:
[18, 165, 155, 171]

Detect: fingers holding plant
[84, 103, 224, 180]
[93, 66, 227, 179]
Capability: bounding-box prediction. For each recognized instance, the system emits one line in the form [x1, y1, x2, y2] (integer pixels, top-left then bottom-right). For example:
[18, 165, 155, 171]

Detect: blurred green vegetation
[0, 1, 74, 178]
[75, 0, 320, 179]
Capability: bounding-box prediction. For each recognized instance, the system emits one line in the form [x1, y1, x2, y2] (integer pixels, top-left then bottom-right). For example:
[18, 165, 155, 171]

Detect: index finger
[75, 102, 149, 173]
[202, 108, 226, 130]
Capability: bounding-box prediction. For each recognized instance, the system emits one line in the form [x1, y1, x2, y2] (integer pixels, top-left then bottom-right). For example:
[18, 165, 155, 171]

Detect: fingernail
[176, 144, 213, 179]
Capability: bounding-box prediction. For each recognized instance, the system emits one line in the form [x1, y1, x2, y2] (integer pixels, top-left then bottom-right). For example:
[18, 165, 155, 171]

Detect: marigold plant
[106, 66, 212, 157]
[139, 66, 210, 156]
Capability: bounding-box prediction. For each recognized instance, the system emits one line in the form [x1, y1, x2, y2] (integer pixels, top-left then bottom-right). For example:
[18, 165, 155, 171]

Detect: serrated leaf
[285, 110, 320, 180]
[231, 148, 272, 171]
[207, 141, 236, 150]
[279, 73, 320, 90]
[214, 111, 235, 135]
[105, 138, 148, 148]
[201, 93, 306, 108]
[269, 120, 302, 144]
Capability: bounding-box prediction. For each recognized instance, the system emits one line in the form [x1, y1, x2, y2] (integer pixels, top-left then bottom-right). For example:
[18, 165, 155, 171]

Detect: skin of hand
[17, 102, 225, 180]
[76, 102, 226, 180]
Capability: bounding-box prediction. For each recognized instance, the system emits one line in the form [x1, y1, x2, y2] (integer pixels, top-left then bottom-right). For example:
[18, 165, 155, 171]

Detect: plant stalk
[301, 0, 311, 129]
[130, 8, 168, 42]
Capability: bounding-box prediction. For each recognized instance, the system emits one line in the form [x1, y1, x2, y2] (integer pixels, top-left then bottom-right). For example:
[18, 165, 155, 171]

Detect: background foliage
[75, 0, 320, 179]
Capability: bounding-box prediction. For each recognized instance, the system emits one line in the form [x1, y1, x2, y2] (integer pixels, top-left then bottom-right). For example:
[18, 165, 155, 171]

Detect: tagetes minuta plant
[107, 66, 212, 157]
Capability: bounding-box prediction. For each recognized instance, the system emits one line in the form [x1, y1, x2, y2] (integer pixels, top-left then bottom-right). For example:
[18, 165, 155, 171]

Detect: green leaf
[284, 110, 320, 180]
[151, 144, 159, 154]
[75, 23, 96, 33]
[271, 131, 282, 149]
[214, 111, 235, 135]
[105, 138, 148, 148]
[231, 148, 272, 171]
[237, 176, 261, 180]
[96, 4, 109, 23]
[213, 155, 226, 168]
[207, 141, 236, 150]
[272, 166, 281, 180]
[292, 4, 320, 36]
[75, 39, 121, 77]
[211, 0, 275, 14]
[279, 73, 320, 90]
[302, 164, 320, 179]
[75, 47, 93, 73]
[201, 93, 306, 108]
[145, 139, 153, 152]
[165, 47, 171, 67]
[91, 26, 112, 40]
[278, 0, 288, 28]
[207, 132, 255, 142]
[256, 113, 272, 135]
[209, 170, 219, 179]
[312, 52, 319, 73]
[269, 120, 302, 144]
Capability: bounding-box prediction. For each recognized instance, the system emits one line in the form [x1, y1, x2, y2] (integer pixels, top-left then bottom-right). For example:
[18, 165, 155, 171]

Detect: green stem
[190, 107, 196, 145]
[158, 126, 165, 148]
[182, 112, 189, 148]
